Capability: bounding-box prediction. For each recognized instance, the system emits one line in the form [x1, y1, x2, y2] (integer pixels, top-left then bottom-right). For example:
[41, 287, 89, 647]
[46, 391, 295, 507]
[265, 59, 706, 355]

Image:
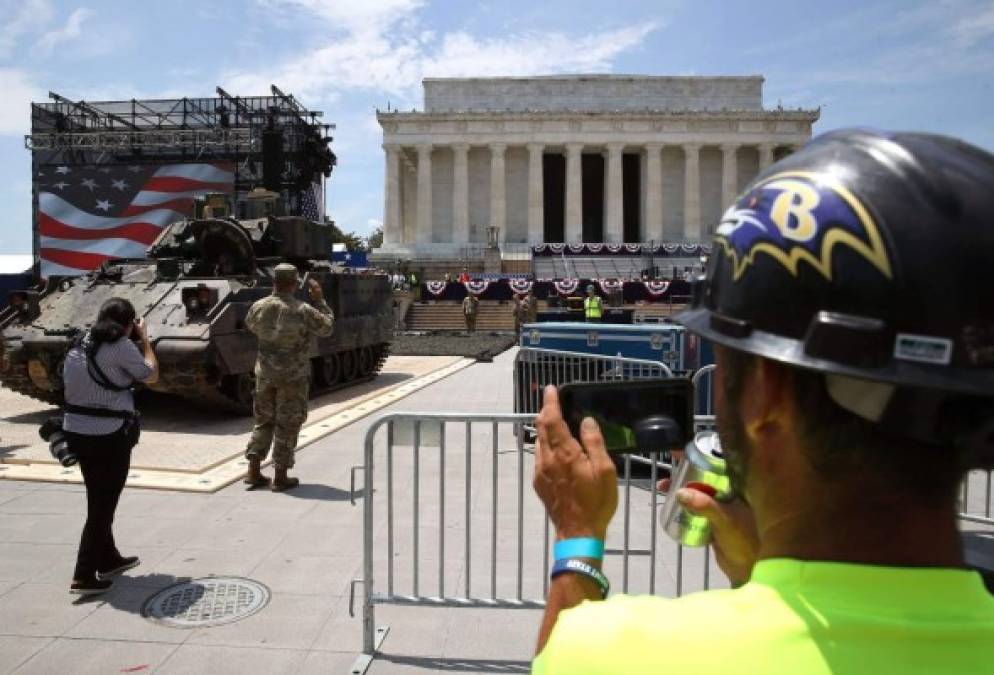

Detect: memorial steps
[405, 301, 517, 331]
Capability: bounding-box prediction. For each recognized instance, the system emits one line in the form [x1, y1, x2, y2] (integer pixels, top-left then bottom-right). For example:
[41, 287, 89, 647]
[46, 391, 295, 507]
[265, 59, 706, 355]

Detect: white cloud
[228, 3, 660, 105]
[420, 25, 657, 79]
[35, 7, 92, 54]
[949, 3, 994, 47]
[0, 0, 53, 58]
[0, 68, 44, 134]
[263, 0, 424, 32]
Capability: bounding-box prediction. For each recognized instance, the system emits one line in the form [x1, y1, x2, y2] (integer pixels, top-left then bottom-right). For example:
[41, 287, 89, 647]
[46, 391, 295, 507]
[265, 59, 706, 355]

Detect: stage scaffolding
[25, 84, 335, 203]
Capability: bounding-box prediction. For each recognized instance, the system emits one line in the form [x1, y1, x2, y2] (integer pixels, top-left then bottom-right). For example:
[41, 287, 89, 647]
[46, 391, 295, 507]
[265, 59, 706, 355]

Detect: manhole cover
[141, 577, 270, 628]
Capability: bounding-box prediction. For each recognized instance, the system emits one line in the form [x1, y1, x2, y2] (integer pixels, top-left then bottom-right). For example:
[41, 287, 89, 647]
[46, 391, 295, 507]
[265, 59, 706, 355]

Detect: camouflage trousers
[244, 374, 309, 469]
[465, 314, 477, 331]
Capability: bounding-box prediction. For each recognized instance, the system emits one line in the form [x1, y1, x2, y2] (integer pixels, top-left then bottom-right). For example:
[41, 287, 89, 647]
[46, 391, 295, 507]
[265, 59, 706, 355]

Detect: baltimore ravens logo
[715, 171, 892, 282]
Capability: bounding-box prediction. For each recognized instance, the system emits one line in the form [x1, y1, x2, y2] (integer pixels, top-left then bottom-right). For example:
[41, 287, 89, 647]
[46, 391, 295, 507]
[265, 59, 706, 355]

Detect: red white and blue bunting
[426, 280, 448, 296]
[464, 280, 490, 295]
[644, 280, 671, 296]
[532, 243, 712, 256]
[509, 279, 534, 294]
[554, 278, 580, 295]
[597, 278, 624, 294]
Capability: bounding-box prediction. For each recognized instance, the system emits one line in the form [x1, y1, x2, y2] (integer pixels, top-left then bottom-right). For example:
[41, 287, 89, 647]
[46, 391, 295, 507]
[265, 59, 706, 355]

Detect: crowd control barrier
[513, 347, 674, 420]
[348, 410, 722, 673]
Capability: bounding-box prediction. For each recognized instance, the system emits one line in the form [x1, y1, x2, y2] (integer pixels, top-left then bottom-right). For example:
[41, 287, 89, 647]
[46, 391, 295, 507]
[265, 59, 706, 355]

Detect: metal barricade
[349, 410, 721, 673]
[960, 469, 994, 527]
[513, 347, 674, 420]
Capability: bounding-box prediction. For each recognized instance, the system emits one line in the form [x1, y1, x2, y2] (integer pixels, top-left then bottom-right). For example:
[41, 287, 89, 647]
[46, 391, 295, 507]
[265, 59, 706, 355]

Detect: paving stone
[0, 636, 51, 675]
[11, 637, 178, 675]
[185, 591, 336, 650]
[0, 543, 71, 583]
[249, 551, 359, 596]
[0, 582, 102, 638]
[66, 585, 192, 644]
[150, 546, 274, 580]
[157, 644, 308, 674]
[0, 489, 82, 515]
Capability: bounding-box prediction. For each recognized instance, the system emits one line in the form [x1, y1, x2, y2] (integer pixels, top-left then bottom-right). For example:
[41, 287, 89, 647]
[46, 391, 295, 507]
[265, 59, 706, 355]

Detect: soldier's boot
[271, 465, 300, 492]
[243, 457, 271, 489]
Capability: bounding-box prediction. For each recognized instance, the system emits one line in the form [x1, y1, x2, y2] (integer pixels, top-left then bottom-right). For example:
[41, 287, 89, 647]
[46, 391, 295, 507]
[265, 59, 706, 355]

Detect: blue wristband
[554, 537, 604, 562]
[551, 558, 610, 598]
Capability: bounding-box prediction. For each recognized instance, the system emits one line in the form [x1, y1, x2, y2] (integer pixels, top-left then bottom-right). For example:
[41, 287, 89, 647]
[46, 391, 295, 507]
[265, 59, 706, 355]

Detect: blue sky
[1, 0, 992, 254]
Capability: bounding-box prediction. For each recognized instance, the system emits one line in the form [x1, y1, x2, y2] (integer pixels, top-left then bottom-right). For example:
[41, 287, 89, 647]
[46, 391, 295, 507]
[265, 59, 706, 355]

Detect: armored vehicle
[0, 192, 393, 412]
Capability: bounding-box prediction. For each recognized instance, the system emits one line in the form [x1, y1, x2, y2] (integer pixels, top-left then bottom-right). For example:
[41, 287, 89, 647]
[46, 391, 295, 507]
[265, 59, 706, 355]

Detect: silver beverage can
[658, 431, 731, 547]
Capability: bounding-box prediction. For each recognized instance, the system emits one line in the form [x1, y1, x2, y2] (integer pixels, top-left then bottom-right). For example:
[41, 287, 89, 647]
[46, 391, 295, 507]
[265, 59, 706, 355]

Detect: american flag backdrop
[35, 162, 234, 277]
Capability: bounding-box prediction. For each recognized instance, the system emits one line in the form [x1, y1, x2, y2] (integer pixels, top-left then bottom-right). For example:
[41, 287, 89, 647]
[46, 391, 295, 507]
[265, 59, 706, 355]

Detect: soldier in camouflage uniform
[524, 289, 539, 324]
[462, 293, 479, 332]
[243, 263, 334, 491]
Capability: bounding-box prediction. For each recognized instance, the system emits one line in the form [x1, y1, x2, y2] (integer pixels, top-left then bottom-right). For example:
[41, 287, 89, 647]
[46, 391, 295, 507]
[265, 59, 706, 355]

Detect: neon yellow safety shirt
[532, 558, 994, 674]
[584, 295, 603, 319]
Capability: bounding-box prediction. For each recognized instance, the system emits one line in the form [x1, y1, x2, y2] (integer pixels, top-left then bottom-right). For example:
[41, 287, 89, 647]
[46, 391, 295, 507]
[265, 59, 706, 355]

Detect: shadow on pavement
[72, 572, 193, 613]
[4, 409, 58, 425]
[283, 483, 362, 502]
[379, 654, 530, 673]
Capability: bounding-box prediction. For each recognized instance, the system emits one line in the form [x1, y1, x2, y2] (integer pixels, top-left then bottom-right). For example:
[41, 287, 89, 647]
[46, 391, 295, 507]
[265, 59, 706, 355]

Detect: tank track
[1, 343, 392, 416]
[0, 366, 63, 407]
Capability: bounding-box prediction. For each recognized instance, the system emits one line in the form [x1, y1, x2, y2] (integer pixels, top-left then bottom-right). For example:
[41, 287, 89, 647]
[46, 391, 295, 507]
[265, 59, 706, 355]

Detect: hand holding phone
[557, 379, 694, 453]
[534, 385, 618, 541]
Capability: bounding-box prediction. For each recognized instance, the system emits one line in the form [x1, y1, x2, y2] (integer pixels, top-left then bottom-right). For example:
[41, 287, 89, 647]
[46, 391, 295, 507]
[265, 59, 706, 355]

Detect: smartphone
[558, 379, 694, 453]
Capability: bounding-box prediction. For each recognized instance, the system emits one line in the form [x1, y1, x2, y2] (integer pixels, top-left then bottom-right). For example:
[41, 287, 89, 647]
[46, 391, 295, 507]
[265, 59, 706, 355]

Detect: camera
[39, 417, 77, 467]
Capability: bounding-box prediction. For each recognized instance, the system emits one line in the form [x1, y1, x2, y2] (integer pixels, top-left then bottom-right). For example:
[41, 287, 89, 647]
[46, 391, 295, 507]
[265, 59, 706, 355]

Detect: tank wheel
[357, 346, 374, 377]
[320, 353, 341, 386]
[223, 372, 255, 412]
[340, 349, 358, 382]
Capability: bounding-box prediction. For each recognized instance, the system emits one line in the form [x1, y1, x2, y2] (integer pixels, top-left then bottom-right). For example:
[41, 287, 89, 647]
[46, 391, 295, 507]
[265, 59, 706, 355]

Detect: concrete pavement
[0, 346, 724, 674]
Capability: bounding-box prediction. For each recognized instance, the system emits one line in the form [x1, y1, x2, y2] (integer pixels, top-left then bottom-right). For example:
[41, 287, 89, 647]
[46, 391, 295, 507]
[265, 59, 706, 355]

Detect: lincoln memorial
[372, 75, 819, 269]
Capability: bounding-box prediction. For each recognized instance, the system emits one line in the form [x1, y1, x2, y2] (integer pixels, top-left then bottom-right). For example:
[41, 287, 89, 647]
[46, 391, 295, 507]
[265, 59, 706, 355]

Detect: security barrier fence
[348, 409, 722, 673]
[513, 347, 674, 420]
[348, 361, 993, 673]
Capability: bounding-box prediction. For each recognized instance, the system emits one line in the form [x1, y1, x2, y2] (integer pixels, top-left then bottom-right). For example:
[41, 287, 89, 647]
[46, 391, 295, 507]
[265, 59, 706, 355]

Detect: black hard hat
[676, 129, 994, 462]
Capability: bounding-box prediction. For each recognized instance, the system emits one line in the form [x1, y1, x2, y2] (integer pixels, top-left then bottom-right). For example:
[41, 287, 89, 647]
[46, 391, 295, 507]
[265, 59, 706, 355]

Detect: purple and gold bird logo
[715, 171, 892, 282]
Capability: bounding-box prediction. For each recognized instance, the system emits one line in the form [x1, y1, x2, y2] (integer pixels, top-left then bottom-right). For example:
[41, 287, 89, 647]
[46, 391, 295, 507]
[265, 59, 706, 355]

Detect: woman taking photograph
[62, 298, 158, 595]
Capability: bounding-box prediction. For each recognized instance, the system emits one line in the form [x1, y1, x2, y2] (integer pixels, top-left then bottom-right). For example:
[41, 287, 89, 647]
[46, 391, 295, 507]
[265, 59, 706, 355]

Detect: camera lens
[50, 432, 78, 467]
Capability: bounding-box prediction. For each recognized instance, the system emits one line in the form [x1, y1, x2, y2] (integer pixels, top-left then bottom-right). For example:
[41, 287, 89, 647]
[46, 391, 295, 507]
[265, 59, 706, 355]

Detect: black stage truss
[25, 84, 335, 205]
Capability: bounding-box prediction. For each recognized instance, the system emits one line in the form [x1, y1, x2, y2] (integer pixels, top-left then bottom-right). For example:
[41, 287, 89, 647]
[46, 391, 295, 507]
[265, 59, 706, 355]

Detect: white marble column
[416, 143, 433, 244]
[489, 143, 507, 243]
[605, 142, 624, 243]
[683, 143, 701, 241]
[565, 142, 583, 242]
[382, 143, 401, 244]
[452, 143, 469, 244]
[527, 143, 544, 244]
[644, 143, 663, 244]
[758, 143, 774, 172]
[721, 143, 739, 211]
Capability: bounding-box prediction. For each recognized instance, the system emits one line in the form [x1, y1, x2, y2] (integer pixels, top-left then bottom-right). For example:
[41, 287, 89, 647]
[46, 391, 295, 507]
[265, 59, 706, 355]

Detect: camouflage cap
[274, 263, 299, 284]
